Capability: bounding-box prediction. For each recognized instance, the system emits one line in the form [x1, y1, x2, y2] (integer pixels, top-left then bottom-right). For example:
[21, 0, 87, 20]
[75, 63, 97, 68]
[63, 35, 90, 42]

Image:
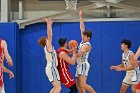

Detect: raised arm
[79, 10, 85, 40]
[43, 18, 53, 51]
[2, 40, 13, 66]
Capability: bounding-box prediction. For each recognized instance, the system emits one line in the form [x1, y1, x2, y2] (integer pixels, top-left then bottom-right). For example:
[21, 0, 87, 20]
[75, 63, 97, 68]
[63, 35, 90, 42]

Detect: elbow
[72, 62, 75, 65]
[132, 67, 135, 70]
[0, 64, 4, 69]
[70, 60, 75, 65]
[71, 61, 75, 65]
[76, 55, 80, 58]
[130, 67, 135, 70]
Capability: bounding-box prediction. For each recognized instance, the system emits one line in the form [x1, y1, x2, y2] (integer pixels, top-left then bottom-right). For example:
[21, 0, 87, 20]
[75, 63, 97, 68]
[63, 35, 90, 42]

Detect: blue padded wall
[101, 22, 125, 93]
[1, 21, 140, 93]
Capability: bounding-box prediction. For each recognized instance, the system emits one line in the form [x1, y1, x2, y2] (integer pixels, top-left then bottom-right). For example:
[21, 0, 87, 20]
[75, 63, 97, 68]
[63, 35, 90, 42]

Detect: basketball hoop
[65, 0, 78, 10]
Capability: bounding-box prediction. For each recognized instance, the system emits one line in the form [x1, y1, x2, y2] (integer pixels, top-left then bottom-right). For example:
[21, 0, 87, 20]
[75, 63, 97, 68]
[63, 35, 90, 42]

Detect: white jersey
[137, 61, 140, 80]
[122, 50, 137, 73]
[122, 50, 139, 85]
[44, 46, 58, 67]
[77, 41, 91, 65]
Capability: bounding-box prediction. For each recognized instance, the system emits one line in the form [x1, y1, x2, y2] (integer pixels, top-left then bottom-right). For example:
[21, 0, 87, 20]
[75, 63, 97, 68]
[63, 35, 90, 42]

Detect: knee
[57, 86, 61, 91]
[136, 90, 140, 93]
[54, 86, 61, 92]
[80, 83, 86, 88]
[132, 88, 136, 93]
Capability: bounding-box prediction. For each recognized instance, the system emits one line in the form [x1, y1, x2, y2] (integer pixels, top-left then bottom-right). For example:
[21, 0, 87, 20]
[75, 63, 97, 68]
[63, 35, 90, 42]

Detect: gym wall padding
[123, 21, 140, 51]
[0, 21, 140, 93]
[0, 23, 19, 93]
[101, 22, 125, 93]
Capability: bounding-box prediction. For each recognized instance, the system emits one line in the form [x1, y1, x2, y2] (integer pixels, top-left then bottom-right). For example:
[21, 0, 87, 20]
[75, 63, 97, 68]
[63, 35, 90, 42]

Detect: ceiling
[16, 0, 140, 27]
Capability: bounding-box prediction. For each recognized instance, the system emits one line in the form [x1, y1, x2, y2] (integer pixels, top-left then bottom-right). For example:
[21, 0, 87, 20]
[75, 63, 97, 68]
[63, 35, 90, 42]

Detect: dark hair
[83, 30, 92, 39]
[121, 39, 131, 49]
[59, 38, 67, 47]
[38, 36, 46, 47]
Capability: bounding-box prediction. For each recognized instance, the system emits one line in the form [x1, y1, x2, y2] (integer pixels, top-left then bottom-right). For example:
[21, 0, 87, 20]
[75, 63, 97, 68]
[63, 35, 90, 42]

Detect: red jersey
[57, 48, 75, 88]
[137, 81, 140, 89]
[0, 39, 3, 87]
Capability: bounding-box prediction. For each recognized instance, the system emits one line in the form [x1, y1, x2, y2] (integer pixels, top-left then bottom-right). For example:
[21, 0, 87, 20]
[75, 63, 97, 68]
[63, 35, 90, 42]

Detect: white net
[65, 0, 78, 10]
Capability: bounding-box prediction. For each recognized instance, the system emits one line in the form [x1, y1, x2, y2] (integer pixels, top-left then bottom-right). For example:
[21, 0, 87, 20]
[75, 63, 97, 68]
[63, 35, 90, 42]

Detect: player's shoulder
[129, 51, 134, 56]
[59, 51, 68, 58]
[81, 42, 91, 47]
[1, 40, 6, 43]
[57, 48, 68, 54]
[129, 50, 134, 54]
[80, 44, 91, 52]
[83, 41, 91, 46]
[57, 48, 61, 52]
[60, 51, 67, 55]
[1, 40, 7, 45]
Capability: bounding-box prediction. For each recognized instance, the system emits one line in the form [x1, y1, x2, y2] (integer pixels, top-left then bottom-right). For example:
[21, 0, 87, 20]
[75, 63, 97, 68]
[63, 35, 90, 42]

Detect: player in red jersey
[0, 38, 14, 93]
[57, 38, 78, 93]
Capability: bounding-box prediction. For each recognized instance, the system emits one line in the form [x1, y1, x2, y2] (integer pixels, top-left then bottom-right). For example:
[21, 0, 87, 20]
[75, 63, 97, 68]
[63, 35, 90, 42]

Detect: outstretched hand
[110, 65, 117, 70]
[9, 71, 14, 79]
[43, 17, 53, 25]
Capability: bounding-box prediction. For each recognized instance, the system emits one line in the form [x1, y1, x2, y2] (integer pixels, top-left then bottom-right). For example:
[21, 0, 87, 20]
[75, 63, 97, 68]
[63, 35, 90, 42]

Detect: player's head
[82, 30, 92, 42]
[59, 38, 67, 48]
[38, 36, 47, 47]
[121, 39, 131, 50]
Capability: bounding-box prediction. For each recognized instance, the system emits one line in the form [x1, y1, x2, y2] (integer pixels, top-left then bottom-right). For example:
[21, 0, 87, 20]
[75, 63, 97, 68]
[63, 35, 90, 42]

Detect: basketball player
[134, 46, 140, 66]
[110, 39, 138, 93]
[133, 46, 140, 93]
[75, 10, 96, 93]
[0, 39, 14, 93]
[38, 18, 61, 93]
[57, 38, 78, 93]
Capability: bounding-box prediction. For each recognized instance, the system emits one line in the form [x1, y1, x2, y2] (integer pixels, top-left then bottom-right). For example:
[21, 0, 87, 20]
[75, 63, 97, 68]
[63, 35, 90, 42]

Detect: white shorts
[45, 66, 60, 82]
[123, 70, 139, 86]
[75, 62, 90, 77]
[0, 86, 5, 93]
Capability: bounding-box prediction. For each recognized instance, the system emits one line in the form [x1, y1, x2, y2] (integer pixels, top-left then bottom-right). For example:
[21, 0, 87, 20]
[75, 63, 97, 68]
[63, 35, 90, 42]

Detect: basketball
[68, 40, 78, 49]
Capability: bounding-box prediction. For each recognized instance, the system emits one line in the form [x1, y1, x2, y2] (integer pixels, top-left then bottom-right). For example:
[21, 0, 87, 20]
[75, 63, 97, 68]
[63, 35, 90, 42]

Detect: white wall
[1, 0, 140, 22]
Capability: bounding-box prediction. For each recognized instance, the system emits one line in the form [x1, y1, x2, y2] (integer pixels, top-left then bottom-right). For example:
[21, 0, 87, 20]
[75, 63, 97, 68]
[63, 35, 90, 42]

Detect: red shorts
[137, 82, 140, 89]
[59, 70, 75, 88]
